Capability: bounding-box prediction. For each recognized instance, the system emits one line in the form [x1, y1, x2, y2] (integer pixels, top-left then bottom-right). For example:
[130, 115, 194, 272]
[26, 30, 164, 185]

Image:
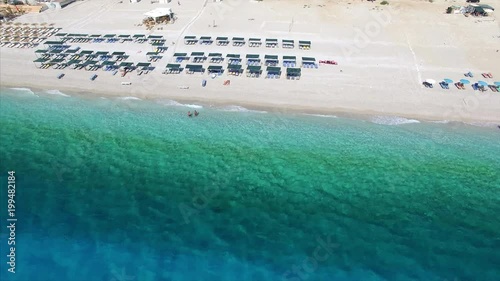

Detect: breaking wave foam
[119, 97, 142, 101]
[159, 100, 203, 109]
[303, 113, 338, 118]
[45, 90, 71, 97]
[370, 116, 421, 126]
[10, 87, 37, 96]
[219, 105, 267, 113]
[466, 122, 499, 128]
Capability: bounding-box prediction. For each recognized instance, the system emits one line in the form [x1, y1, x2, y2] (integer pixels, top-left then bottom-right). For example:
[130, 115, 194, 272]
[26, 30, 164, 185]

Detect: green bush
[380, 1, 389, 5]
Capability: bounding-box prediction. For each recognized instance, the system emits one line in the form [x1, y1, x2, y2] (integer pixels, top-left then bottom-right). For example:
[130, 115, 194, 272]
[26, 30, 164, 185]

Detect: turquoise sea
[0, 88, 499, 281]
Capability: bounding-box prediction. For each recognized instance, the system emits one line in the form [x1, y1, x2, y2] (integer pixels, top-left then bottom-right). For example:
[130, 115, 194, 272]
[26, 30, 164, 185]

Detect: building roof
[144, 8, 173, 18]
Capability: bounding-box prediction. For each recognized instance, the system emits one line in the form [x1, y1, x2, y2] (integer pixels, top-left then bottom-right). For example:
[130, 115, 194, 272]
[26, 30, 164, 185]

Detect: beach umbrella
[460, 79, 470, 84]
[494, 82, 500, 86]
[477, 81, 488, 86]
[443, 78, 453, 84]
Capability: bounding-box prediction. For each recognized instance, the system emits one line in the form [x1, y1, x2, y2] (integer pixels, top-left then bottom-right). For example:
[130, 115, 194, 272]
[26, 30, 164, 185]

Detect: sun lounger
[488, 85, 498, 92]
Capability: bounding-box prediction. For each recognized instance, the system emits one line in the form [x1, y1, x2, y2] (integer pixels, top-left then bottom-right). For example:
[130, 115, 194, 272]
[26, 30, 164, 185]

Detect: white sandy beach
[1, 0, 499, 122]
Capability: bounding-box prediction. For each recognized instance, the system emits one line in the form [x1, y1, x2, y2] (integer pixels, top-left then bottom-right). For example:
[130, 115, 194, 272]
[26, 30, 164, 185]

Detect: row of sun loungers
[173, 53, 318, 69]
[0, 26, 59, 48]
[266, 74, 281, 79]
[423, 79, 499, 92]
[34, 46, 158, 75]
[183, 36, 311, 50]
[54, 33, 164, 45]
[164, 63, 302, 80]
[0, 42, 40, 48]
[0, 27, 60, 37]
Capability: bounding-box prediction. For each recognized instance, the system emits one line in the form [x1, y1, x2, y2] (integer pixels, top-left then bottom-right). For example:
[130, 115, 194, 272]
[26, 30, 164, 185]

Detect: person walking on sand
[178, 1, 180, 5]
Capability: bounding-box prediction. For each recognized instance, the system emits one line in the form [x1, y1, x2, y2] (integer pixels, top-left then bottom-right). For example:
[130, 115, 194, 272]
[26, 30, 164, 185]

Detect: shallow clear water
[0, 88, 499, 281]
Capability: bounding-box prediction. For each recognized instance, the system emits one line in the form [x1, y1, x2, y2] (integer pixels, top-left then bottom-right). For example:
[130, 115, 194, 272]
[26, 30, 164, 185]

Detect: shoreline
[1, 0, 500, 125]
[3, 84, 500, 129]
